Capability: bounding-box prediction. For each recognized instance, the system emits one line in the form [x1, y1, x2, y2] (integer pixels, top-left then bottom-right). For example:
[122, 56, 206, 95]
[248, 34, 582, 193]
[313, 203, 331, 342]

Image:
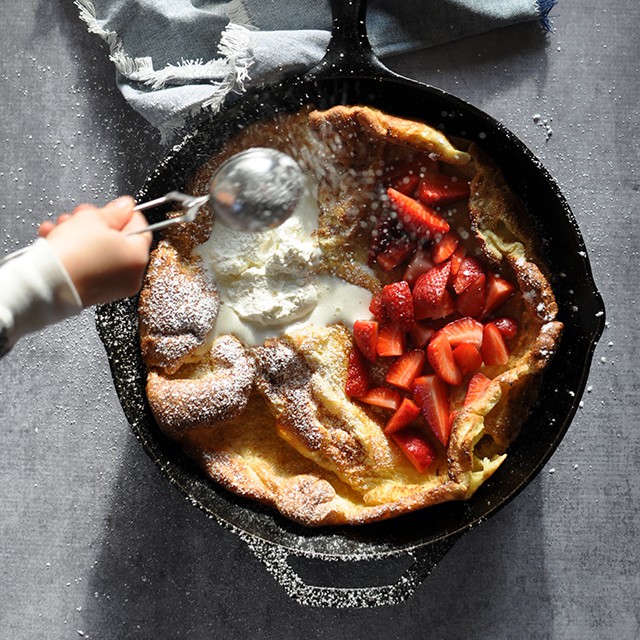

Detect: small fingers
[99, 196, 136, 231]
[38, 221, 56, 237]
[38, 212, 73, 237]
[71, 203, 96, 215]
[40, 199, 133, 239]
[122, 210, 152, 241]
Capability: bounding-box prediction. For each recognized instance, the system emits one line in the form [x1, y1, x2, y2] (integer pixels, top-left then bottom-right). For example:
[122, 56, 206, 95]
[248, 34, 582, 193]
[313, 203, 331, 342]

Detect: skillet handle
[305, 0, 395, 80]
[241, 533, 459, 608]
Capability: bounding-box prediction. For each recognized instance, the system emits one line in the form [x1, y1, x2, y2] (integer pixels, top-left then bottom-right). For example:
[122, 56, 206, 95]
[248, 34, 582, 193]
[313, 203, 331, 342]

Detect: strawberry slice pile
[368, 160, 471, 273]
[346, 160, 519, 473]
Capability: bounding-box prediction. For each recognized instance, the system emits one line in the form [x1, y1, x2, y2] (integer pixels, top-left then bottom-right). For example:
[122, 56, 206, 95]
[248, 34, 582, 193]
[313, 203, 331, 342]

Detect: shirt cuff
[0, 238, 83, 354]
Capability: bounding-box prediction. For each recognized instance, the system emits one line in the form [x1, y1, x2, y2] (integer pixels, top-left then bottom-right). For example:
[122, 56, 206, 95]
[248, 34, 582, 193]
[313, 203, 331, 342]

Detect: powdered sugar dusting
[253, 339, 322, 452]
[147, 335, 255, 435]
[238, 530, 451, 608]
[139, 245, 220, 372]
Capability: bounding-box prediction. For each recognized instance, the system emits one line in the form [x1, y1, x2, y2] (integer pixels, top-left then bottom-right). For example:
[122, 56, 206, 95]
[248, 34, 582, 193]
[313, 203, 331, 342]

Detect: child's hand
[39, 196, 152, 307]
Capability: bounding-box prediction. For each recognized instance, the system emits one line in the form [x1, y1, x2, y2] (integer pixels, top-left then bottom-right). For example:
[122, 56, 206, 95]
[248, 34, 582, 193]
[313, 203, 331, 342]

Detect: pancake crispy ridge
[138, 105, 562, 526]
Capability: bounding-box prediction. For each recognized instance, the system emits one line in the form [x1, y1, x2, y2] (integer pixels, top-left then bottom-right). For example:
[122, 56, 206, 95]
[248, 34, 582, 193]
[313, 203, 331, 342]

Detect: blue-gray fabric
[75, 0, 552, 140]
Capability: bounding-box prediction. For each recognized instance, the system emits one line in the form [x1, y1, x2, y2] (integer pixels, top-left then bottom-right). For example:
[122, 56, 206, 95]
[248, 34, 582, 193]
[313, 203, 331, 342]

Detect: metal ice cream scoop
[130, 147, 305, 234]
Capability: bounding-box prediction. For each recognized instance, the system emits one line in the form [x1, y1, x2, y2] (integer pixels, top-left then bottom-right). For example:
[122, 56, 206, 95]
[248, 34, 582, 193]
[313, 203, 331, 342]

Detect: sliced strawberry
[381, 281, 414, 330]
[369, 292, 388, 323]
[449, 244, 467, 280]
[432, 231, 460, 264]
[424, 290, 455, 321]
[455, 273, 486, 318]
[437, 317, 484, 348]
[452, 343, 483, 376]
[482, 272, 516, 318]
[391, 427, 437, 472]
[412, 261, 452, 320]
[417, 172, 470, 206]
[482, 323, 510, 366]
[387, 187, 450, 238]
[384, 397, 421, 434]
[386, 349, 426, 391]
[376, 238, 416, 272]
[426, 332, 462, 386]
[408, 321, 435, 348]
[358, 386, 402, 411]
[402, 248, 434, 285]
[492, 316, 518, 340]
[368, 212, 405, 264]
[413, 374, 451, 445]
[353, 319, 379, 363]
[376, 323, 406, 357]
[463, 372, 492, 407]
[452, 256, 484, 294]
[390, 173, 420, 196]
[345, 347, 371, 398]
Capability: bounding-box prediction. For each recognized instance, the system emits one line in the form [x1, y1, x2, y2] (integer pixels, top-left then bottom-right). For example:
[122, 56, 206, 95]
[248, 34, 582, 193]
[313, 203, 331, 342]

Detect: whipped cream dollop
[194, 178, 372, 346]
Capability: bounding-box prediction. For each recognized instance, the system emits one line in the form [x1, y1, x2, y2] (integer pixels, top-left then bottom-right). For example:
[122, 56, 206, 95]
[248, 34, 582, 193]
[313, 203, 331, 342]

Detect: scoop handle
[241, 533, 460, 608]
[127, 192, 209, 235]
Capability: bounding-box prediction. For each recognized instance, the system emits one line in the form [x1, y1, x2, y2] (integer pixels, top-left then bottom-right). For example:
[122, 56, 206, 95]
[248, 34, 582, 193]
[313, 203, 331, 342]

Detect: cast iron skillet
[96, 0, 605, 607]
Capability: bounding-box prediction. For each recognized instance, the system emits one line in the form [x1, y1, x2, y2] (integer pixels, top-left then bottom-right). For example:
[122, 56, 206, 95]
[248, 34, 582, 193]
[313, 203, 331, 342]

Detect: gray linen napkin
[74, 0, 556, 141]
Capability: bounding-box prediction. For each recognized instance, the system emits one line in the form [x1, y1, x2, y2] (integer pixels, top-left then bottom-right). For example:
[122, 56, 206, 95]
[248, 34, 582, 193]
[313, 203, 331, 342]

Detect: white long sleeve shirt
[0, 239, 83, 357]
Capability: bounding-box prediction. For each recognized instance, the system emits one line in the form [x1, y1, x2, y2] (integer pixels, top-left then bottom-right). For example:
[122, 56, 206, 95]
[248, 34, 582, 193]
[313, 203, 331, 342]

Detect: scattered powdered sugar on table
[532, 113, 553, 140]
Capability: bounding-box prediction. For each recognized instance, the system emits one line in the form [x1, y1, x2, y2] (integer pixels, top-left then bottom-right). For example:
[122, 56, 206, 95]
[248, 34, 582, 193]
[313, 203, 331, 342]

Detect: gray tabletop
[1, 2, 637, 639]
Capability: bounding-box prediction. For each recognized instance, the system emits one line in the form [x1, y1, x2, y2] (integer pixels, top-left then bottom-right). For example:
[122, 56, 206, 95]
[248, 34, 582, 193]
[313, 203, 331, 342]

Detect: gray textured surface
[0, 1, 638, 638]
